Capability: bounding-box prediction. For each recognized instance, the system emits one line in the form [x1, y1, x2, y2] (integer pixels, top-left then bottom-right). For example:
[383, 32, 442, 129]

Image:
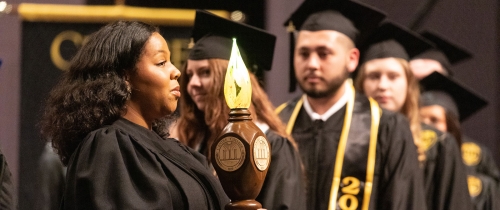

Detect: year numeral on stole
[339, 176, 360, 210]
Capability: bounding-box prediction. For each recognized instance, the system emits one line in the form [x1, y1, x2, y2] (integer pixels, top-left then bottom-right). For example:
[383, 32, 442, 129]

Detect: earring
[127, 85, 132, 95]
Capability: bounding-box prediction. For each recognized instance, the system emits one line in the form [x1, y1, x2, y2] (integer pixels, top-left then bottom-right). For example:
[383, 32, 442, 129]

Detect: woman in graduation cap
[40, 21, 229, 209]
[420, 72, 500, 210]
[173, 10, 306, 210]
[354, 21, 473, 210]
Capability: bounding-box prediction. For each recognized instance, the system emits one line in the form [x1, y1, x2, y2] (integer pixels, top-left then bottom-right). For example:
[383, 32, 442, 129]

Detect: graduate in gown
[420, 72, 500, 210]
[39, 21, 229, 209]
[0, 147, 14, 210]
[0, 61, 14, 210]
[277, 1, 426, 209]
[410, 32, 500, 209]
[173, 10, 306, 210]
[353, 21, 472, 210]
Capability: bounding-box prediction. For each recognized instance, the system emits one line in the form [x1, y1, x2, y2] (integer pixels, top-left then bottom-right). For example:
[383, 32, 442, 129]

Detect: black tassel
[287, 21, 297, 92]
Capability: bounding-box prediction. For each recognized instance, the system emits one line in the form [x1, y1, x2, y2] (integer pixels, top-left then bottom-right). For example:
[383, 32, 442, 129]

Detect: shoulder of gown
[64, 119, 229, 210]
[421, 123, 472, 210]
[256, 130, 307, 210]
[374, 108, 427, 210]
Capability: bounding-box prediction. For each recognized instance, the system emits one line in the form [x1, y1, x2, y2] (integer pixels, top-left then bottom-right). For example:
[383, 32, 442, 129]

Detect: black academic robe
[421, 123, 473, 210]
[278, 94, 426, 210]
[63, 118, 229, 210]
[199, 129, 307, 210]
[256, 130, 307, 210]
[0, 147, 14, 209]
[462, 137, 500, 210]
[36, 143, 66, 210]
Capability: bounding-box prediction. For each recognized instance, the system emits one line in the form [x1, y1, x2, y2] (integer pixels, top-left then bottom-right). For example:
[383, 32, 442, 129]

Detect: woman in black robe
[39, 21, 229, 209]
[354, 22, 472, 210]
[419, 72, 500, 210]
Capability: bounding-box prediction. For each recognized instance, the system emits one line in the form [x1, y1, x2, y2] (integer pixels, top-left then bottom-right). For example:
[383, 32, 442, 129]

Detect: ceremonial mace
[211, 38, 271, 210]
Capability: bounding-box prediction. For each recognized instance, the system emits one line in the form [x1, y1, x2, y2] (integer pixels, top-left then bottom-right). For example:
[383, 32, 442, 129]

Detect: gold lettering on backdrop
[50, 30, 87, 71]
[338, 176, 360, 210]
[51, 33, 189, 71]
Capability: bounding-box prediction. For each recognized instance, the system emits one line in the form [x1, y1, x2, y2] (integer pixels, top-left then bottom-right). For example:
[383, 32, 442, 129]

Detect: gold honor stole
[276, 84, 381, 210]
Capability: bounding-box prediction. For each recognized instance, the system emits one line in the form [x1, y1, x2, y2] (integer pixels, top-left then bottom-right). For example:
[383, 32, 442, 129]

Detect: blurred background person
[409, 31, 472, 79]
[354, 21, 472, 210]
[420, 72, 500, 210]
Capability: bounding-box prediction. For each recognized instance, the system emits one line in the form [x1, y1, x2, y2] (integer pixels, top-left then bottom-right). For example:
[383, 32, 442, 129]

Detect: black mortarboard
[283, 0, 386, 92]
[412, 31, 472, 75]
[285, 0, 386, 45]
[189, 10, 276, 72]
[419, 71, 487, 121]
[359, 21, 434, 64]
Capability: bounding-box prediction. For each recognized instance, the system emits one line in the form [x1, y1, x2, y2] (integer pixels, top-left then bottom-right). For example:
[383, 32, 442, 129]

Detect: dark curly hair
[40, 21, 170, 165]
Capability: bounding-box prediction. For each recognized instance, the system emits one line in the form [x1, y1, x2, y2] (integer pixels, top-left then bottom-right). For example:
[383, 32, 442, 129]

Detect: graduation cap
[419, 71, 487, 121]
[283, 0, 386, 92]
[359, 21, 434, 64]
[189, 10, 276, 73]
[412, 31, 472, 75]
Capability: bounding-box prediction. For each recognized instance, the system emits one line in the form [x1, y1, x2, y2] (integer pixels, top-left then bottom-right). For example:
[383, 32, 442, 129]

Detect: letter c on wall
[50, 30, 83, 71]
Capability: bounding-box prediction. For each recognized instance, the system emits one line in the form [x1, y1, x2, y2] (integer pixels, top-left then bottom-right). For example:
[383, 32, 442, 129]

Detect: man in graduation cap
[420, 72, 500, 210]
[276, 1, 426, 209]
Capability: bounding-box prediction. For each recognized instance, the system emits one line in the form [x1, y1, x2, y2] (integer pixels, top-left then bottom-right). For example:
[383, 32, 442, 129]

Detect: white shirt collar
[254, 121, 270, 134]
[302, 81, 351, 121]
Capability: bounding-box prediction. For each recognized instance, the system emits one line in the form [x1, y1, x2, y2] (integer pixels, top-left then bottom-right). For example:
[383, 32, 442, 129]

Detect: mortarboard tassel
[287, 21, 296, 92]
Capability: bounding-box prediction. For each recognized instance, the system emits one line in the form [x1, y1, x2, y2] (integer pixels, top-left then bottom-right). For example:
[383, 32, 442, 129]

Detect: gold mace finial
[224, 38, 252, 109]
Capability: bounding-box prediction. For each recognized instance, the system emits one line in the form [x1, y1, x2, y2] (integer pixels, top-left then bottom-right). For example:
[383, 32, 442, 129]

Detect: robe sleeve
[37, 143, 65, 210]
[256, 131, 307, 210]
[376, 112, 427, 210]
[63, 128, 175, 210]
[431, 134, 473, 210]
[472, 174, 500, 210]
[477, 144, 500, 184]
[0, 147, 14, 210]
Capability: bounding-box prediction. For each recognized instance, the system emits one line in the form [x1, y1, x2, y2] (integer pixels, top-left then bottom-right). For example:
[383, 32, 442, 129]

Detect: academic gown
[0, 147, 14, 209]
[256, 130, 307, 210]
[461, 137, 500, 210]
[63, 118, 229, 210]
[36, 142, 66, 210]
[421, 123, 472, 210]
[199, 130, 307, 210]
[278, 94, 426, 210]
